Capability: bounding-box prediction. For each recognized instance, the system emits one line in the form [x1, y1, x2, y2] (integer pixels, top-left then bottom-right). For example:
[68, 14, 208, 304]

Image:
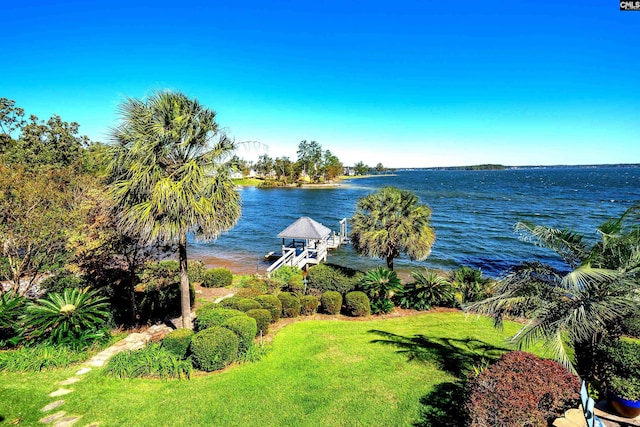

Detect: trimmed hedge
[190, 327, 239, 372]
[300, 295, 319, 315]
[277, 292, 301, 318]
[202, 268, 234, 288]
[254, 295, 282, 322]
[222, 316, 257, 353]
[162, 328, 194, 359]
[234, 288, 262, 298]
[345, 291, 371, 317]
[195, 307, 245, 331]
[246, 309, 271, 335]
[320, 291, 342, 315]
[307, 264, 363, 295]
[235, 298, 263, 312]
[219, 296, 245, 309]
[466, 351, 580, 427]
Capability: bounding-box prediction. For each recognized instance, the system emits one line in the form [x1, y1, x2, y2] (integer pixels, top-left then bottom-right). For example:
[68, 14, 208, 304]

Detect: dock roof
[277, 217, 332, 240]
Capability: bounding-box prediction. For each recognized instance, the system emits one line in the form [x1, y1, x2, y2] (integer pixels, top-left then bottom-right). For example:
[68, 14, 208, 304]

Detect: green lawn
[1, 312, 541, 426]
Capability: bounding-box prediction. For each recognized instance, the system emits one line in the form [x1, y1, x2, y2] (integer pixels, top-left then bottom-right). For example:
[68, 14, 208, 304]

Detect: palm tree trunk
[178, 233, 192, 330]
[386, 256, 394, 271]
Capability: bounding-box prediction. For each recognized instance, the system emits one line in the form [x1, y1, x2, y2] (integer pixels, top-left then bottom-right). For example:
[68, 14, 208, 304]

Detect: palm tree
[466, 207, 640, 380]
[350, 187, 435, 270]
[109, 91, 241, 329]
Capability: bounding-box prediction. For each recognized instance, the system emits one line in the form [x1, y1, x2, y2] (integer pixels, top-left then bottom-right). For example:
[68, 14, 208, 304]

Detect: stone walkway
[38, 324, 173, 427]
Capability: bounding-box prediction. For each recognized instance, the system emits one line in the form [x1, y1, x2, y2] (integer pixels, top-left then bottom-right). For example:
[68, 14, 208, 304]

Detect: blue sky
[3, 1, 639, 167]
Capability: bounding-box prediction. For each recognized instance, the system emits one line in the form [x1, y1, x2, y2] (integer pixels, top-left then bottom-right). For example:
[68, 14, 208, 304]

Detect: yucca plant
[23, 287, 111, 349]
[396, 269, 455, 311]
[359, 266, 402, 314]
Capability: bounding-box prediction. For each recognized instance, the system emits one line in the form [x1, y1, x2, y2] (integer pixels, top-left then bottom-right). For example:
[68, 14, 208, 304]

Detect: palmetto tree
[467, 206, 640, 379]
[350, 187, 435, 270]
[109, 91, 241, 329]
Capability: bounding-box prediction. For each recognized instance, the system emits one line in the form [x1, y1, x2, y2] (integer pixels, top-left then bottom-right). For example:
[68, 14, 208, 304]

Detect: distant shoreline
[234, 173, 397, 189]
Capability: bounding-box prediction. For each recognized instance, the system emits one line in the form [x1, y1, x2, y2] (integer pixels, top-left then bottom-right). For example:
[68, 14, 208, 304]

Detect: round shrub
[277, 292, 301, 318]
[466, 351, 580, 427]
[300, 295, 319, 315]
[202, 268, 234, 288]
[222, 315, 257, 353]
[237, 276, 270, 294]
[320, 291, 342, 315]
[190, 327, 239, 372]
[235, 287, 262, 298]
[195, 307, 245, 331]
[345, 291, 371, 317]
[162, 328, 194, 359]
[246, 309, 271, 335]
[218, 296, 245, 309]
[235, 298, 262, 312]
[254, 295, 282, 322]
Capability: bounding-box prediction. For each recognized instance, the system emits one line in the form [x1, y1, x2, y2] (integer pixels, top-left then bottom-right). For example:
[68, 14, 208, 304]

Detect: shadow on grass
[369, 330, 512, 426]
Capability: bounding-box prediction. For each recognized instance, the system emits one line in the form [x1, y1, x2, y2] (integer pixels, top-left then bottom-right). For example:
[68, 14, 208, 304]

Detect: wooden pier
[266, 217, 349, 275]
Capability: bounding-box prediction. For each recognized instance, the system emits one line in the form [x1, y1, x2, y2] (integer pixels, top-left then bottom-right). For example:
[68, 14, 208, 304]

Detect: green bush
[300, 295, 319, 315]
[23, 287, 111, 349]
[345, 291, 371, 317]
[235, 298, 263, 312]
[451, 266, 493, 305]
[236, 275, 270, 294]
[277, 292, 301, 318]
[307, 264, 363, 295]
[0, 293, 26, 347]
[40, 271, 86, 295]
[104, 343, 192, 379]
[254, 295, 282, 322]
[0, 344, 85, 372]
[598, 339, 640, 400]
[218, 296, 245, 309]
[162, 328, 194, 359]
[188, 260, 207, 283]
[271, 266, 305, 294]
[395, 269, 456, 311]
[202, 268, 234, 288]
[136, 261, 196, 321]
[320, 291, 342, 315]
[246, 309, 271, 335]
[195, 307, 245, 331]
[359, 267, 402, 314]
[190, 327, 239, 372]
[222, 316, 257, 354]
[235, 288, 262, 298]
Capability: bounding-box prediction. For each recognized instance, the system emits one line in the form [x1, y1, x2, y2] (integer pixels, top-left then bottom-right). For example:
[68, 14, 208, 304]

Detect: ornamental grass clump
[103, 343, 192, 379]
[162, 328, 194, 359]
[345, 291, 371, 317]
[300, 295, 319, 315]
[245, 309, 271, 335]
[190, 326, 239, 372]
[320, 291, 342, 315]
[0, 344, 85, 372]
[466, 351, 580, 427]
[222, 315, 257, 354]
[254, 295, 282, 322]
[277, 292, 301, 318]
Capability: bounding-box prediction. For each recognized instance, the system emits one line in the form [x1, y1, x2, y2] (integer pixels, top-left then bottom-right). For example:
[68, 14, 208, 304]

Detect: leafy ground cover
[1, 312, 543, 426]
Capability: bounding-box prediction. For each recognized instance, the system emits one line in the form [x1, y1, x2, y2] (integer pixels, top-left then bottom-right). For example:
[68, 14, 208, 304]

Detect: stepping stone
[564, 408, 586, 426]
[39, 411, 66, 424]
[50, 388, 73, 397]
[41, 400, 65, 412]
[75, 367, 91, 375]
[59, 377, 81, 386]
[53, 416, 81, 427]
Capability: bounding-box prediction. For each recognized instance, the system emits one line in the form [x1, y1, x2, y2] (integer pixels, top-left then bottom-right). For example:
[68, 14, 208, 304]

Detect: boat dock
[266, 217, 349, 275]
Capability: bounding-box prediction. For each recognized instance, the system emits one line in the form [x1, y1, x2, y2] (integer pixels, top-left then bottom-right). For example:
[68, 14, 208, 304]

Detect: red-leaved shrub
[466, 351, 580, 427]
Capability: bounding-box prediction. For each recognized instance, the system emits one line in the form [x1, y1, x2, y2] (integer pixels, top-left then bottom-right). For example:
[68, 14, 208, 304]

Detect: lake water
[189, 166, 640, 277]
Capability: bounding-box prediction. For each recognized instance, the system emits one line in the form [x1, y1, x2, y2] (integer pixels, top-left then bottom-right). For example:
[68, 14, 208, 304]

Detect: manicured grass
[0, 312, 542, 426]
[233, 177, 264, 186]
